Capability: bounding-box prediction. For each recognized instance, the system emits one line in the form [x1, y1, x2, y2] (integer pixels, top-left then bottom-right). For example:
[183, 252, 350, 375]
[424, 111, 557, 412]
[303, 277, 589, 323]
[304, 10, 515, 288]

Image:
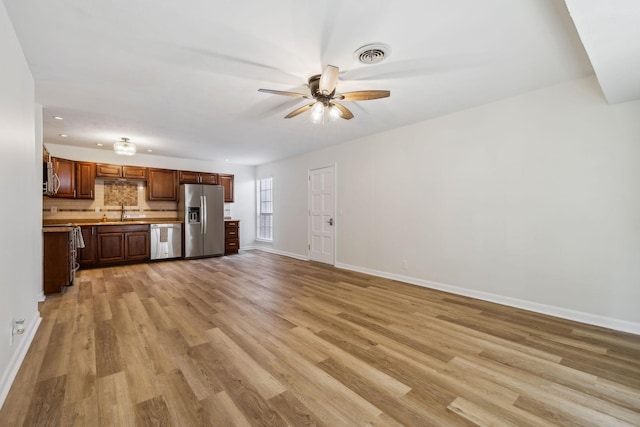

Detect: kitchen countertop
[42, 226, 75, 233]
[43, 219, 183, 227]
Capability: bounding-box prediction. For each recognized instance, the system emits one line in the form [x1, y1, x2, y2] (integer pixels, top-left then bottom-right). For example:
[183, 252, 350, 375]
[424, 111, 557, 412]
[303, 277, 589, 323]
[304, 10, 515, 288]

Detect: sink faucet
[121, 204, 126, 221]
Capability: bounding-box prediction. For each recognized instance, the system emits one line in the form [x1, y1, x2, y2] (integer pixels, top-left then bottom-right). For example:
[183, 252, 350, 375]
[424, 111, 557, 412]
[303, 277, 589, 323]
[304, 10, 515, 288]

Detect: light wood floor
[1, 251, 640, 426]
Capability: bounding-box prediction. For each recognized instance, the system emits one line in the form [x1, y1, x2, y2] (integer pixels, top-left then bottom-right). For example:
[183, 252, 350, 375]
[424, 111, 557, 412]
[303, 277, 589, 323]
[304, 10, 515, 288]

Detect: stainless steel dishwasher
[150, 223, 182, 260]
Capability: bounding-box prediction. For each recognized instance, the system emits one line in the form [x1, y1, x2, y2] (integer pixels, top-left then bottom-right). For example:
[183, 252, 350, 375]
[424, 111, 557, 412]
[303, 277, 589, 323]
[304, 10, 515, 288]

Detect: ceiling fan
[258, 65, 390, 123]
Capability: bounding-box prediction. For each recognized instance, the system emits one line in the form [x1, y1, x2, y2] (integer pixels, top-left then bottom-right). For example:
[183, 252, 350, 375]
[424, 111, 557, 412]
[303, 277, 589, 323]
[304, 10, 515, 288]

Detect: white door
[308, 166, 335, 264]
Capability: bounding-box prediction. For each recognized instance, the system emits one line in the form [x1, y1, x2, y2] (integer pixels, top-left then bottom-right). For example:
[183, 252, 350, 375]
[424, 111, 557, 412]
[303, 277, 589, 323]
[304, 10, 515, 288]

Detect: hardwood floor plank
[135, 395, 172, 427]
[267, 390, 329, 427]
[60, 396, 99, 426]
[447, 396, 554, 427]
[450, 355, 640, 426]
[97, 371, 135, 427]
[156, 369, 207, 426]
[22, 375, 67, 427]
[200, 391, 253, 427]
[290, 326, 412, 397]
[190, 342, 289, 427]
[37, 320, 73, 381]
[2, 251, 639, 426]
[205, 327, 287, 400]
[94, 320, 123, 378]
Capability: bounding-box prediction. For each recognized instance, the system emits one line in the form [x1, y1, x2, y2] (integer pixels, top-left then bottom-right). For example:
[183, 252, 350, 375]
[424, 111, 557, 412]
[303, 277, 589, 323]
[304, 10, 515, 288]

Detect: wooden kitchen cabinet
[78, 225, 97, 267]
[96, 163, 122, 178]
[219, 174, 234, 203]
[97, 224, 149, 264]
[125, 231, 150, 260]
[52, 158, 96, 199]
[96, 163, 147, 179]
[53, 157, 76, 198]
[225, 220, 240, 255]
[200, 173, 219, 184]
[97, 232, 125, 263]
[43, 229, 73, 294]
[148, 168, 178, 201]
[179, 170, 218, 184]
[75, 162, 96, 199]
[122, 166, 147, 179]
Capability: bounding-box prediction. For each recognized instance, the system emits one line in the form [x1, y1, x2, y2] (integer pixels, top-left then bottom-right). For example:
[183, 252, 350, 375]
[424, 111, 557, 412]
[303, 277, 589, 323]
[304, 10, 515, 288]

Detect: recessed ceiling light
[53, 116, 63, 120]
[225, 158, 230, 163]
[97, 143, 103, 147]
[59, 134, 68, 137]
[147, 149, 153, 152]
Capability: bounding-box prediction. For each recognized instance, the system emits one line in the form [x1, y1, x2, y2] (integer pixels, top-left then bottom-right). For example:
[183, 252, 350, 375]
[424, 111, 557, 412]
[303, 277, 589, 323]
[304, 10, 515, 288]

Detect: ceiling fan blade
[336, 90, 390, 102]
[285, 103, 315, 119]
[319, 65, 339, 95]
[258, 89, 310, 98]
[333, 103, 354, 120]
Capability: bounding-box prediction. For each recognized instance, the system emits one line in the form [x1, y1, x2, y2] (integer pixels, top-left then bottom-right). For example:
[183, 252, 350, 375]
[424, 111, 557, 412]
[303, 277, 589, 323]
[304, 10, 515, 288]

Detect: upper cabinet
[48, 156, 232, 203]
[179, 170, 218, 185]
[96, 163, 147, 179]
[123, 166, 147, 179]
[148, 168, 178, 201]
[75, 162, 96, 199]
[53, 158, 95, 199]
[53, 157, 75, 198]
[219, 174, 234, 203]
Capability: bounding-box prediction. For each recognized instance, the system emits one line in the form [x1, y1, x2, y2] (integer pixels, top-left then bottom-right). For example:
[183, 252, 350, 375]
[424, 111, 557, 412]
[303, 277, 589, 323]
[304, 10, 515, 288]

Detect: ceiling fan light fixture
[114, 137, 136, 156]
[319, 65, 339, 95]
[310, 102, 325, 124]
[329, 104, 342, 121]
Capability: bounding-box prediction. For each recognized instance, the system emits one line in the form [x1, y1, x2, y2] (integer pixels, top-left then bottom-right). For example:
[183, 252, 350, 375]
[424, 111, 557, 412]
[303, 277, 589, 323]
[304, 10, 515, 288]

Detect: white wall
[0, 3, 42, 407]
[256, 76, 640, 333]
[45, 144, 256, 249]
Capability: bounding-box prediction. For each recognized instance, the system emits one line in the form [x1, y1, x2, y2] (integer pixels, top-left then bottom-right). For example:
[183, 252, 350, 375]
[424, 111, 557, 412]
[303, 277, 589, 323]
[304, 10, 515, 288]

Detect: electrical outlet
[95, 207, 100, 212]
[402, 260, 408, 270]
[50, 206, 57, 213]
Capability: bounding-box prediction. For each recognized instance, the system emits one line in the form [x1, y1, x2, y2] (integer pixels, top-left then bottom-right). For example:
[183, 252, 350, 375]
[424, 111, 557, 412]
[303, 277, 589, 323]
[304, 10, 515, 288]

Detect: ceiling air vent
[354, 43, 391, 65]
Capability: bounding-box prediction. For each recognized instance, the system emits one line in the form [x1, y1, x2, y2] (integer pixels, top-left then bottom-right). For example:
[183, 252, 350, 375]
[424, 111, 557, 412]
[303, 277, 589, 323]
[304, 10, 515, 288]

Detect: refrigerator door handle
[202, 195, 207, 234]
[200, 195, 205, 234]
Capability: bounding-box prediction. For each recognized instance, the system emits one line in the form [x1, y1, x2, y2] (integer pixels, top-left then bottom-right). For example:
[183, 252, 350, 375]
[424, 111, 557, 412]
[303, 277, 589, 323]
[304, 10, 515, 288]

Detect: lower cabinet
[225, 220, 240, 255]
[78, 226, 96, 267]
[43, 229, 73, 295]
[97, 224, 150, 264]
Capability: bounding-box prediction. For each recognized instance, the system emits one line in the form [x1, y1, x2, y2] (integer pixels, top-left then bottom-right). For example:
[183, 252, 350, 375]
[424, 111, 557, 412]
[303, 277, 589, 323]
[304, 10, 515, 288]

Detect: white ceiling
[3, 0, 634, 165]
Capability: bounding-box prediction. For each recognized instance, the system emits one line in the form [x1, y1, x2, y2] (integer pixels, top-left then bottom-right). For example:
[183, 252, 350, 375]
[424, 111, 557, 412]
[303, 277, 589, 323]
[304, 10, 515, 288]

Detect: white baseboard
[0, 311, 41, 410]
[335, 262, 640, 335]
[253, 246, 309, 261]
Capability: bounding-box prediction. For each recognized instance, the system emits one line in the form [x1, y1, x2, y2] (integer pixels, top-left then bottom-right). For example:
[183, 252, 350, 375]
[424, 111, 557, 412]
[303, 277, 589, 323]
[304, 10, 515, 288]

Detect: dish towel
[74, 227, 85, 249]
[159, 227, 168, 243]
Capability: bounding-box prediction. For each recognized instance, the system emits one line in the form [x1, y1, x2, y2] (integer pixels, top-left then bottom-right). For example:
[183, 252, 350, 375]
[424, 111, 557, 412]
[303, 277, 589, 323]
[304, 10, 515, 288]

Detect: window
[257, 177, 273, 241]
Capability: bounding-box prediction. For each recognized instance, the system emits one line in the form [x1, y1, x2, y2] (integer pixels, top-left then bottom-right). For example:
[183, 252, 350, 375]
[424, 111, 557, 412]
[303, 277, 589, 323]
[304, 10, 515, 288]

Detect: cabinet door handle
[90, 190, 93, 198]
[73, 190, 76, 198]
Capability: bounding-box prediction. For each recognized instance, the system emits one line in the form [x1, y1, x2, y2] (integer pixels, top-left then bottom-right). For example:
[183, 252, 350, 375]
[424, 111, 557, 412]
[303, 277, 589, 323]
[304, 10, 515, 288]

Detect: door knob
[327, 218, 334, 226]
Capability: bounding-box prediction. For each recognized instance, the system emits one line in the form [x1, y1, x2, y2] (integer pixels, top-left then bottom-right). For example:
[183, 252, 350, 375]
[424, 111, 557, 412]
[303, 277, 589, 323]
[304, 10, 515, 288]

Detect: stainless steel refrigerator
[178, 184, 225, 258]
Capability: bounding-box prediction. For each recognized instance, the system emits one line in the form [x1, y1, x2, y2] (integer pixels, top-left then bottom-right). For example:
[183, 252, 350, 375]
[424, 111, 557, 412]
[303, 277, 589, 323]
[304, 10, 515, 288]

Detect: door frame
[307, 164, 337, 265]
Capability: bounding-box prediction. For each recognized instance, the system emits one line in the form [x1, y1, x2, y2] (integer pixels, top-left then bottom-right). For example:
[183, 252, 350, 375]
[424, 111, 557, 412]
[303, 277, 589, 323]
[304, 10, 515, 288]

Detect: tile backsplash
[104, 181, 138, 206]
[43, 179, 178, 222]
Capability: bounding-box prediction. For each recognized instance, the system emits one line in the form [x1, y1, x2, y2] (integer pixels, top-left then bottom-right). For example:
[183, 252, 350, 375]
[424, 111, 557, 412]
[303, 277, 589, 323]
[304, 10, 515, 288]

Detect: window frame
[256, 177, 273, 242]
